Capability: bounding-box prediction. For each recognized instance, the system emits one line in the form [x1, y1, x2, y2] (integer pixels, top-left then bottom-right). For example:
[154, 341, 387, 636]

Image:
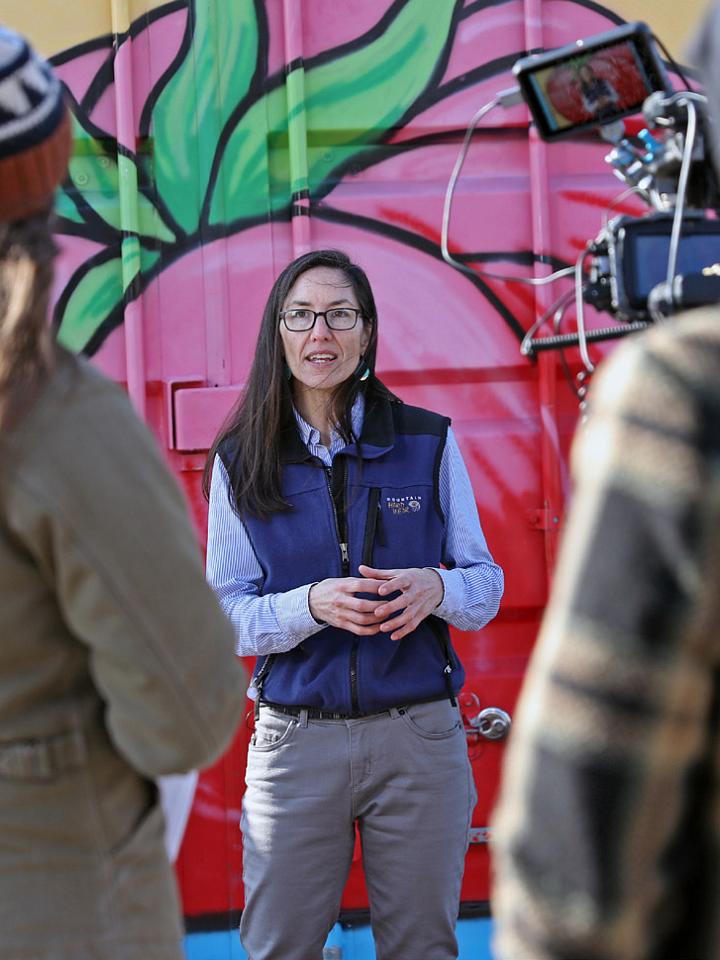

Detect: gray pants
[240, 699, 477, 960]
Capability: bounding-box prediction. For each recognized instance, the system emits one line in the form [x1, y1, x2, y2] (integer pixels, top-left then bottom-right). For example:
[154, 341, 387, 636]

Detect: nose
[310, 313, 333, 338]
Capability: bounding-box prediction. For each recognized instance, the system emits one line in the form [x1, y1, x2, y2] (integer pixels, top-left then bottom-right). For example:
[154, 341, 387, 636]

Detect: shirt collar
[278, 390, 396, 464]
[292, 392, 365, 453]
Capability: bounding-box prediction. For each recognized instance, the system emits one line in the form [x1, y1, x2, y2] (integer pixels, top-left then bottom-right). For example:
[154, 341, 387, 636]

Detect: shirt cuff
[431, 567, 459, 620]
[274, 584, 327, 641]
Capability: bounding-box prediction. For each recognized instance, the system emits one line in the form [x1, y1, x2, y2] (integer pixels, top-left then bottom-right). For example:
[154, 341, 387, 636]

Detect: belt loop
[298, 708, 309, 728]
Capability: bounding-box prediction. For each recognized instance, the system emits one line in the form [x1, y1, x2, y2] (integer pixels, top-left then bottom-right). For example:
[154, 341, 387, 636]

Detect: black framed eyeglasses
[279, 307, 363, 331]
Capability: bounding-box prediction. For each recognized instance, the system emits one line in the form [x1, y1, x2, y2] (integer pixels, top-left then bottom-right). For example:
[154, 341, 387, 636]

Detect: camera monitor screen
[514, 23, 671, 141]
[623, 226, 720, 308]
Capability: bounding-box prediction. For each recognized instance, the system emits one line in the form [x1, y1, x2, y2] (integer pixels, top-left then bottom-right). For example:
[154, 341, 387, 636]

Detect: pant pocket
[250, 709, 298, 752]
[399, 700, 462, 741]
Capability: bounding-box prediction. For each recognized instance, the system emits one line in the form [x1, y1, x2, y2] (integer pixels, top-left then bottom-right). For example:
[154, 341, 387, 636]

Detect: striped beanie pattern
[0, 26, 71, 223]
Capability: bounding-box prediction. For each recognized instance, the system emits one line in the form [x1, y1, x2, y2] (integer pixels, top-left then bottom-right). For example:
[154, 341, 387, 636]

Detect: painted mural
[0, 1, 711, 957]
[0, 0, 704, 366]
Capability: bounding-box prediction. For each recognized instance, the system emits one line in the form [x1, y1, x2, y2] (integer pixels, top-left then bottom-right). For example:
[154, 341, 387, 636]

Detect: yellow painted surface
[0, 0, 711, 62]
[0, 0, 169, 57]
[611, 0, 708, 60]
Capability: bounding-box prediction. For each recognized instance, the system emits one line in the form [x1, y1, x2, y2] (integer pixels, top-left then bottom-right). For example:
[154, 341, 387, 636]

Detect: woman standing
[205, 249, 503, 960]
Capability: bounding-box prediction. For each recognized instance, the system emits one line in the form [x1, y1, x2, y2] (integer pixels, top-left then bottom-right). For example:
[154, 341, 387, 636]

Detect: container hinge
[526, 507, 561, 531]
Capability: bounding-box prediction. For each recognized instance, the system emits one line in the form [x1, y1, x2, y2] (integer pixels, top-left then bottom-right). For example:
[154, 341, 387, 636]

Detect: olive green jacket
[0, 349, 246, 959]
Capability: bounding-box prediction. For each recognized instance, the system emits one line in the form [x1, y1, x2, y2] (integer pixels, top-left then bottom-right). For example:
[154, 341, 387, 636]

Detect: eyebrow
[286, 298, 357, 307]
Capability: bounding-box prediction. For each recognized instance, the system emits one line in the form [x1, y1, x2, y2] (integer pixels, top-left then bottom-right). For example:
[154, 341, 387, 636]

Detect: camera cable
[441, 92, 576, 287]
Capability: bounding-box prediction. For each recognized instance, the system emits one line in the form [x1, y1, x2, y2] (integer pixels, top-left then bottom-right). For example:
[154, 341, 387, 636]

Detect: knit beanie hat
[0, 26, 71, 223]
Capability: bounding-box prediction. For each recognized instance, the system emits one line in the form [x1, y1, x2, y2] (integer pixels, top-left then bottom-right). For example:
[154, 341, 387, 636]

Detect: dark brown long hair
[0, 212, 58, 431]
[203, 249, 398, 517]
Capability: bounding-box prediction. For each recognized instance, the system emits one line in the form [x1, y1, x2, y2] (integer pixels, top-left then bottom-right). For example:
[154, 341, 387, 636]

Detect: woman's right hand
[308, 577, 386, 634]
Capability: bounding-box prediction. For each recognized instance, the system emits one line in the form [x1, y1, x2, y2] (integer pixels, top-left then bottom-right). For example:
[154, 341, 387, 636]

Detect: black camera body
[586, 213, 720, 321]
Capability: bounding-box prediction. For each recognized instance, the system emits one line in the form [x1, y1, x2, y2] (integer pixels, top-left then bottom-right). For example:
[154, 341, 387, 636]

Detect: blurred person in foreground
[0, 25, 245, 959]
[491, 8, 720, 959]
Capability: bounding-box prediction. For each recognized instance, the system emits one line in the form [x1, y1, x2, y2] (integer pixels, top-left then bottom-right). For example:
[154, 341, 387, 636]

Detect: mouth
[305, 352, 338, 365]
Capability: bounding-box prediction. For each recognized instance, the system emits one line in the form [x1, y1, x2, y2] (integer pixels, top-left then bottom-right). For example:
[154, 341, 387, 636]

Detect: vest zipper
[376, 495, 386, 545]
[361, 487, 381, 566]
[324, 461, 349, 576]
[324, 459, 359, 713]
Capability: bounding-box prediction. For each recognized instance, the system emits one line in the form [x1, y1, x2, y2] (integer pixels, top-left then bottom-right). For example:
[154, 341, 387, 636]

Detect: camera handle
[648, 271, 720, 322]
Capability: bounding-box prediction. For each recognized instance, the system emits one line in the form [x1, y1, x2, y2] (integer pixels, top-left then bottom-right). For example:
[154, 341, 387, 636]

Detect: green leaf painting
[208, 1, 455, 225]
[52, 0, 539, 355]
[150, 0, 261, 234]
[56, 255, 126, 352]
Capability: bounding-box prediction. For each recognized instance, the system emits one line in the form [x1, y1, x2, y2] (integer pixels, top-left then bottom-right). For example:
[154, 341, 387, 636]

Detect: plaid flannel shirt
[492, 308, 720, 960]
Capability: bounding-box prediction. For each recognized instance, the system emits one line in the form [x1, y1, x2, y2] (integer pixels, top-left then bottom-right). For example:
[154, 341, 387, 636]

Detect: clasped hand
[308, 565, 443, 641]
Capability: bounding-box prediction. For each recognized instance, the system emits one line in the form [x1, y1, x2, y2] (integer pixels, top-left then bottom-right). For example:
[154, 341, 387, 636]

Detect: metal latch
[474, 706, 512, 740]
[460, 693, 512, 741]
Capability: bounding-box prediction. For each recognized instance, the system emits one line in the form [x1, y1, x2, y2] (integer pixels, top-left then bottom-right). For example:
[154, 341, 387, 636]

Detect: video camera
[514, 22, 720, 326]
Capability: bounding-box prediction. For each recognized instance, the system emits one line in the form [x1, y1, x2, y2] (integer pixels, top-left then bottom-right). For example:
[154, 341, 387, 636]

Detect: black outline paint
[53, 0, 627, 355]
[198, 0, 465, 231]
[59, 182, 120, 246]
[68, 205, 278, 354]
[253, 0, 270, 86]
[79, 49, 116, 118]
[51, 243, 122, 334]
[311, 202, 527, 341]
[302, 51, 523, 212]
[285, 57, 304, 76]
[140, 0, 272, 240]
[130, 0, 188, 38]
[427, 52, 521, 111]
[49, 35, 112, 68]
[461, 0, 513, 17]
[565, 0, 624, 27]
[416, 0, 468, 114]
[62, 88, 182, 247]
[197, 9, 278, 230]
[300, 0, 415, 72]
[138, 1, 193, 137]
[53, 1, 190, 152]
[116, 141, 181, 244]
[63, 84, 119, 145]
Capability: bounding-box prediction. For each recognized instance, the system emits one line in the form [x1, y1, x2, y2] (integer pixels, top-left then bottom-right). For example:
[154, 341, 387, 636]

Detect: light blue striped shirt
[206, 396, 504, 657]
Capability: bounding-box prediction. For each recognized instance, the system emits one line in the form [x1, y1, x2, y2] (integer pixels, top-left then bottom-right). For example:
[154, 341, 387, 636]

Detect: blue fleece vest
[220, 395, 464, 714]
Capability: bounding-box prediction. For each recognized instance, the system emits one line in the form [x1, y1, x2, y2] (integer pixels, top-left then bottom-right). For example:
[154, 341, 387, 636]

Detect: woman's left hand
[357, 564, 444, 641]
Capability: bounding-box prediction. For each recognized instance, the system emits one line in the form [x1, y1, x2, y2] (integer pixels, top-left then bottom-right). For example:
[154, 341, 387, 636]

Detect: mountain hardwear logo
[386, 495, 422, 516]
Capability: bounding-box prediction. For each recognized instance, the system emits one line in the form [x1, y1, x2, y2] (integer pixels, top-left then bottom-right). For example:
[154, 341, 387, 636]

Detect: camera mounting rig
[441, 22, 720, 377]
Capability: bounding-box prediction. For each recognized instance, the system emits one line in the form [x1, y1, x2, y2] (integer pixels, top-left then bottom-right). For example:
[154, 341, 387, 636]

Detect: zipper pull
[376, 498, 386, 546]
[340, 542, 349, 565]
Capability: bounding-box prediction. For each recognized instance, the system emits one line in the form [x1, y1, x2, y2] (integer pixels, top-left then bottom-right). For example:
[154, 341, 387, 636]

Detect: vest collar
[279, 391, 396, 464]
[343, 393, 395, 459]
